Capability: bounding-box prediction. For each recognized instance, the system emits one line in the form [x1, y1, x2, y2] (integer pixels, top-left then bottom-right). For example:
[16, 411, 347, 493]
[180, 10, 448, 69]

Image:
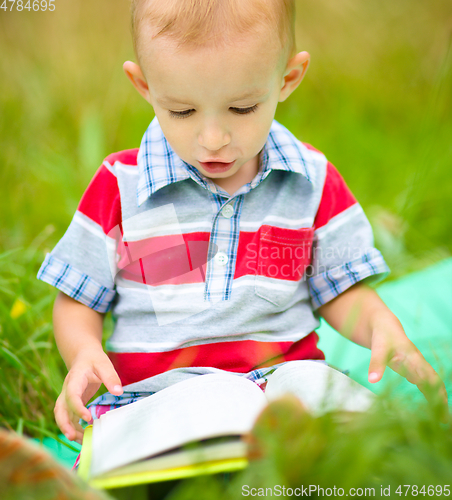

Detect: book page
[98, 438, 247, 480]
[264, 360, 375, 415]
[90, 373, 266, 477]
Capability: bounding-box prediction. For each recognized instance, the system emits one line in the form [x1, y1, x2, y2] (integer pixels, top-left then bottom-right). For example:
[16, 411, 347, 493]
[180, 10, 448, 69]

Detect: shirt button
[221, 204, 234, 218]
[214, 252, 229, 266]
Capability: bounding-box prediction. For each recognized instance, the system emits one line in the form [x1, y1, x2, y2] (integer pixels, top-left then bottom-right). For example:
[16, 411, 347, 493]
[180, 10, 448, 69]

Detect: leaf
[0, 346, 26, 373]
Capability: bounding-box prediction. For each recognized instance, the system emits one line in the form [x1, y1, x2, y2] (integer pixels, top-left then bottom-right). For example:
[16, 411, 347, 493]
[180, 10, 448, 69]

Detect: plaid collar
[136, 116, 318, 206]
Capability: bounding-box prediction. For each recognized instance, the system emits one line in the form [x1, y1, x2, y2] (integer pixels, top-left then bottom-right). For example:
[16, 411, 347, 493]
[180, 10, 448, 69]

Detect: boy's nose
[198, 122, 231, 152]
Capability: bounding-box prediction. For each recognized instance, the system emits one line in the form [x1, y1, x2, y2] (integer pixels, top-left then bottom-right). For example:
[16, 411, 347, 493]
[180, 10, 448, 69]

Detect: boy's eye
[230, 105, 259, 115]
[168, 109, 194, 119]
[168, 104, 259, 119]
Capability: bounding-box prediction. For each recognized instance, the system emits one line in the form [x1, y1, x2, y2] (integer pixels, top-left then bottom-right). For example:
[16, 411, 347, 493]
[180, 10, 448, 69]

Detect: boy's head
[124, 0, 310, 190]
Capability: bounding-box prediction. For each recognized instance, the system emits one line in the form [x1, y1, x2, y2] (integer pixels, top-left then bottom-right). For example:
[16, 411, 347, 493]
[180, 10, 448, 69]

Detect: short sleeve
[37, 162, 122, 313]
[308, 162, 390, 309]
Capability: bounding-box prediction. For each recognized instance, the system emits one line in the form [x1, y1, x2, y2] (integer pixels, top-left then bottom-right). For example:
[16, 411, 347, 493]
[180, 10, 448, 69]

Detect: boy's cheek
[160, 126, 191, 160]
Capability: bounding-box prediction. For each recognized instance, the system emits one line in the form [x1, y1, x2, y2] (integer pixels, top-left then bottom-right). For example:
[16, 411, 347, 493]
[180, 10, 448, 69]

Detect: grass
[166, 395, 452, 500]
[0, 239, 114, 444]
[0, 238, 63, 439]
[0, 0, 451, 496]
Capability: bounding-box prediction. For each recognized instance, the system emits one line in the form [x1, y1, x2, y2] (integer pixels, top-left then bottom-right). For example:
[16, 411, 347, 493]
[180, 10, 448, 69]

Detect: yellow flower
[10, 298, 28, 319]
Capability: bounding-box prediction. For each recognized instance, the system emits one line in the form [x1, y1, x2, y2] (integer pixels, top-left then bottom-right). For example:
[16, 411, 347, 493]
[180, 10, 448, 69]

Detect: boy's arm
[318, 284, 448, 415]
[53, 292, 123, 444]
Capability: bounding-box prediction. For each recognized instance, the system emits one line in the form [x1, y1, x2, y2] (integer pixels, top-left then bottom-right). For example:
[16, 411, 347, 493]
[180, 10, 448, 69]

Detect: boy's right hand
[54, 349, 123, 445]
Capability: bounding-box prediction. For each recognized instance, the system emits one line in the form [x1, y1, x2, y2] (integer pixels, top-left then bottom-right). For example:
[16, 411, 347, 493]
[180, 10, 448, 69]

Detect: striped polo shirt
[37, 117, 389, 389]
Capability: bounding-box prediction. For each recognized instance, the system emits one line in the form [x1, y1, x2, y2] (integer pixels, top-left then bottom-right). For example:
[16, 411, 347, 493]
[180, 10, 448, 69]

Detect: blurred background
[0, 0, 451, 440]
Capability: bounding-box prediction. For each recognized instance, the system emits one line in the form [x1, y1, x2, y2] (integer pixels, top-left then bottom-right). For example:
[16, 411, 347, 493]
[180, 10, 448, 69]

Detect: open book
[78, 361, 375, 489]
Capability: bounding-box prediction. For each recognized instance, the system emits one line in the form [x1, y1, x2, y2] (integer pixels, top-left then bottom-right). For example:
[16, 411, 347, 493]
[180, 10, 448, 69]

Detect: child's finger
[389, 354, 449, 422]
[417, 377, 449, 423]
[66, 416, 86, 444]
[94, 358, 123, 396]
[413, 363, 448, 401]
[68, 417, 86, 445]
[391, 351, 436, 388]
[368, 342, 391, 383]
[55, 393, 90, 444]
[65, 373, 95, 422]
[54, 397, 79, 440]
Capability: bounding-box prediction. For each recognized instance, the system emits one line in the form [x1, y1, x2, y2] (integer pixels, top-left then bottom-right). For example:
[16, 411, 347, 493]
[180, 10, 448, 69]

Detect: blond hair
[130, 0, 295, 62]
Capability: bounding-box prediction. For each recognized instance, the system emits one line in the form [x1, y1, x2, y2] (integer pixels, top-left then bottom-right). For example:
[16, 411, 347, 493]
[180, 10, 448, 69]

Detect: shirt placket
[205, 194, 239, 302]
[183, 164, 265, 303]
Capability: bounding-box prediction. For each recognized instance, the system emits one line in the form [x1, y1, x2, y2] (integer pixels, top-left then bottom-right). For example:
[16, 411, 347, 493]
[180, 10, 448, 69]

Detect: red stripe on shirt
[108, 331, 324, 386]
[117, 233, 211, 285]
[302, 142, 322, 154]
[114, 225, 314, 286]
[104, 148, 139, 167]
[78, 165, 122, 235]
[314, 162, 357, 230]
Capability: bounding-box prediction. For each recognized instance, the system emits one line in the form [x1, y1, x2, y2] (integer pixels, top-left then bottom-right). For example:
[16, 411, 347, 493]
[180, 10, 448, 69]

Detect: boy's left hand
[368, 314, 448, 414]
[319, 284, 449, 422]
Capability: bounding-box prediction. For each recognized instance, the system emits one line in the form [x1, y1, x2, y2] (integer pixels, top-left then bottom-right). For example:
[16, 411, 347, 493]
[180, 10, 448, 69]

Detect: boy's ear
[123, 61, 152, 104]
[279, 51, 310, 102]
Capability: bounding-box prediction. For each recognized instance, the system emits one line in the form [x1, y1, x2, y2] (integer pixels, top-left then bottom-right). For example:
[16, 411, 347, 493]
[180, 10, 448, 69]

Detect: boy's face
[125, 28, 309, 189]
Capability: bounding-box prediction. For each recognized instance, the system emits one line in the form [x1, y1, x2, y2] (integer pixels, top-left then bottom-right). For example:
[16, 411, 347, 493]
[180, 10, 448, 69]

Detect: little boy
[38, 0, 447, 445]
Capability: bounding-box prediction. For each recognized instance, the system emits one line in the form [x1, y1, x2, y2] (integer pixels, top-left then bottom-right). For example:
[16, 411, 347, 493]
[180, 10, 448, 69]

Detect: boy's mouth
[198, 160, 236, 174]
